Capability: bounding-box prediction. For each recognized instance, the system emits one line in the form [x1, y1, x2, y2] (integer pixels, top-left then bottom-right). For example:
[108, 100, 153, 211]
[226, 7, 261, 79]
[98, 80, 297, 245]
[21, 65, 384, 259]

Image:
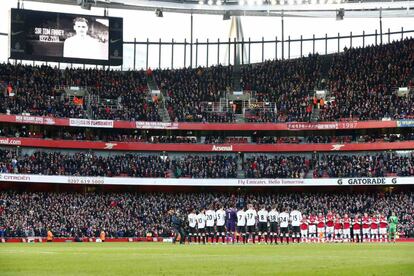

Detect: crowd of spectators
[204, 135, 248, 144]
[240, 39, 414, 122]
[52, 132, 197, 144]
[253, 133, 414, 144]
[0, 64, 161, 122]
[239, 152, 414, 178]
[0, 149, 239, 178]
[319, 39, 414, 121]
[313, 152, 414, 178]
[253, 136, 347, 144]
[0, 64, 87, 118]
[148, 38, 412, 123]
[171, 155, 238, 178]
[244, 155, 310, 178]
[0, 126, 198, 143]
[153, 65, 234, 122]
[1, 38, 413, 123]
[356, 133, 414, 143]
[67, 66, 160, 121]
[241, 54, 322, 122]
[0, 191, 412, 238]
[55, 133, 197, 144]
[1, 149, 413, 178]
[146, 136, 196, 144]
[3, 125, 413, 146]
[0, 150, 171, 177]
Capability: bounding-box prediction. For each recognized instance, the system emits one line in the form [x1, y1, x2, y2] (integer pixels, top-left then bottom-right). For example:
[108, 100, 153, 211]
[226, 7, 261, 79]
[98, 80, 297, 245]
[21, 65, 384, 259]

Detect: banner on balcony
[69, 119, 114, 128]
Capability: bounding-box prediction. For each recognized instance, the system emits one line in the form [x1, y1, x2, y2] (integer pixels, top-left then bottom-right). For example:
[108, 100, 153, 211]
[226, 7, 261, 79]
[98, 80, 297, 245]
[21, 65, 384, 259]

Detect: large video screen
[10, 9, 123, 66]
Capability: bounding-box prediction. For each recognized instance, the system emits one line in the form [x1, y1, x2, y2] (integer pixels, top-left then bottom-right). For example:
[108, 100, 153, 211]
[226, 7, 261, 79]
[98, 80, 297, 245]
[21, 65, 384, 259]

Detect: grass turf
[0, 242, 413, 275]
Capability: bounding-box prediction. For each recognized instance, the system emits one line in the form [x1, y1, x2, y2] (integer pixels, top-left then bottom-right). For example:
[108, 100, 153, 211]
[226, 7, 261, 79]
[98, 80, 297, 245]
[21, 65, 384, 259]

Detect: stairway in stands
[305, 170, 315, 178]
[157, 103, 171, 123]
[147, 74, 158, 91]
[319, 53, 334, 76]
[237, 155, 245, 178]
[310, 107, 321, 122]
[147, 74, 171, 123]
[235, 114, 246, 123]
[232, 65, 242, 92]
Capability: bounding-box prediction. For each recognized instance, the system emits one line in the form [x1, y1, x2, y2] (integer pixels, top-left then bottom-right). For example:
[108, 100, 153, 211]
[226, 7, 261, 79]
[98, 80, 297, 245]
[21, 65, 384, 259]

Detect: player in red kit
[334, 214, 342, 242]
[362, 213, 371, 242]
[300, 215, 309, 243]
[342, 214, 351, 242]
[317, 212, 325, 243]
[308, 213, 317, 242]
[326, 211, 335, 242]
[353, 214, 362, 243]
[379, 213, 388, 242]
[370, 213, 379, 242]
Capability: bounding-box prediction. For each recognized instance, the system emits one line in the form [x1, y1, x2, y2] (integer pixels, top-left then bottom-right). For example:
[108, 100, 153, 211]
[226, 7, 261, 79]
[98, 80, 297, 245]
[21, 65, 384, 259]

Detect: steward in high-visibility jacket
[100, 230, 106, 242]
[47, 230, 53, 242]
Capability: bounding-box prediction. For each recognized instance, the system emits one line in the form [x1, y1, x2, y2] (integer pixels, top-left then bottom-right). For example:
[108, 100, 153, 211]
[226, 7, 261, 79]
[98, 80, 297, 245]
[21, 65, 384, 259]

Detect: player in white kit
[236, 207, 247, 244]
[268, 205, 279, 244]
[187, 208, 198, 243]
[290, 207, 302, 243]
[215, 204, 226, 244]
[205, 205, 216, 244]
[279, 207, 290, 244]
[245, 204, 257, 244]
[257, 205, 269, 244]
[196, 208, 207, 244]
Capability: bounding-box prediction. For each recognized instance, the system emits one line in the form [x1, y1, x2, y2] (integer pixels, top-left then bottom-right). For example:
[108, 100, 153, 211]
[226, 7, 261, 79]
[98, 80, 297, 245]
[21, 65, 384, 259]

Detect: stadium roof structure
[24, 0, 414, 17]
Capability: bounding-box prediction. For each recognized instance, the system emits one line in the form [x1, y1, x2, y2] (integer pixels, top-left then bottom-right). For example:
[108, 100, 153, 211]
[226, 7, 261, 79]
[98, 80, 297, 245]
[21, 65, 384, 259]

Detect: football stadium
[0, 0, 414, 275]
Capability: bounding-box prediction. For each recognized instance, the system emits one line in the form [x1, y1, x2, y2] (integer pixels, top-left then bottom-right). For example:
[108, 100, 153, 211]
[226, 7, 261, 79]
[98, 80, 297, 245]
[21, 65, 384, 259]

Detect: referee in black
[170, 209, 186, 244]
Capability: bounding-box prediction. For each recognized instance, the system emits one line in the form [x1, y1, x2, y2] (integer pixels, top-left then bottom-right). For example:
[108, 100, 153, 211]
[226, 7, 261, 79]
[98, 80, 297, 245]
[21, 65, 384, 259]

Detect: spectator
[0, 191, 412, 238]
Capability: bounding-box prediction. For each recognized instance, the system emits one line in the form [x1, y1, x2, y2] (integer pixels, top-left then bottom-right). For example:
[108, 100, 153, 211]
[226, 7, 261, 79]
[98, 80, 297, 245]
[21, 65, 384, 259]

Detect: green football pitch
[1, 242, 413, 275]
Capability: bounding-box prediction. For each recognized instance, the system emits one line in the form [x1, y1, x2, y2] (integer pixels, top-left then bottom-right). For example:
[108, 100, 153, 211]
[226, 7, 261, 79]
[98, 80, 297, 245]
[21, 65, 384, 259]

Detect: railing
[124, 28, 414, 70]
[201, 100, 279, 115]
[2, 28, 414, 70]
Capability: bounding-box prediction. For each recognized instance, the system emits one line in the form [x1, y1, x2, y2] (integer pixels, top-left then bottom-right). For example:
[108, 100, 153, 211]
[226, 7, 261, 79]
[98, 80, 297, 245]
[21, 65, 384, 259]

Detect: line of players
[187, 204, 391, 244]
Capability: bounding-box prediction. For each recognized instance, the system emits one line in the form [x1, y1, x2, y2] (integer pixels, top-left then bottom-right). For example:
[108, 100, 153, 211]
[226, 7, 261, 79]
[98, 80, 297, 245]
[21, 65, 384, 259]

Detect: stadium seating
[0, 191, 412, 238]
[1, 149, 413, 178]
[241, 39, 414, 122]
[1, 38, 412, 123]
[0, 39, 413, 244]
[1, 125, 413, 144]
[241, 54, 321, 123]
[319, 39, 414, 121]
[153, 65, 234, 122]
[0, 64, 161, 122]
[0, 149, 239, 178]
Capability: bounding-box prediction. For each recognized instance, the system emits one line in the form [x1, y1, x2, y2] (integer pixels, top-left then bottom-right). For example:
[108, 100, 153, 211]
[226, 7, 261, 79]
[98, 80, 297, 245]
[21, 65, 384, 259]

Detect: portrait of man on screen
[63, 17, 108, 60]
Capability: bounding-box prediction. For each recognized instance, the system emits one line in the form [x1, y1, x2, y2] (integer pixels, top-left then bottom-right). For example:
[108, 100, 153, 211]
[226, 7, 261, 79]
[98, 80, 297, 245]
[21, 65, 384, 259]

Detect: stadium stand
[0, 191, 412, 238]
[0, 64, 161, 122]
[319, 39, 414, 121]
[0, 149, 240, 178]
[241, 54, 321, 123]
[1, 39, 412, 123]
[1, 125, 413, 145]
[153, 65, 234, 122]
[241, 39, 414, 123]
[0, 38, 413, 243]
[0, 149, 413, 178]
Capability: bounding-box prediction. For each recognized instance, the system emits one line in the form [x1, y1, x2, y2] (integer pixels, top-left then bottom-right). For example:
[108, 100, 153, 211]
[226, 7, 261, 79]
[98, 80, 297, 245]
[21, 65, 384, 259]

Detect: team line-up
[174, 204, 399, 244]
